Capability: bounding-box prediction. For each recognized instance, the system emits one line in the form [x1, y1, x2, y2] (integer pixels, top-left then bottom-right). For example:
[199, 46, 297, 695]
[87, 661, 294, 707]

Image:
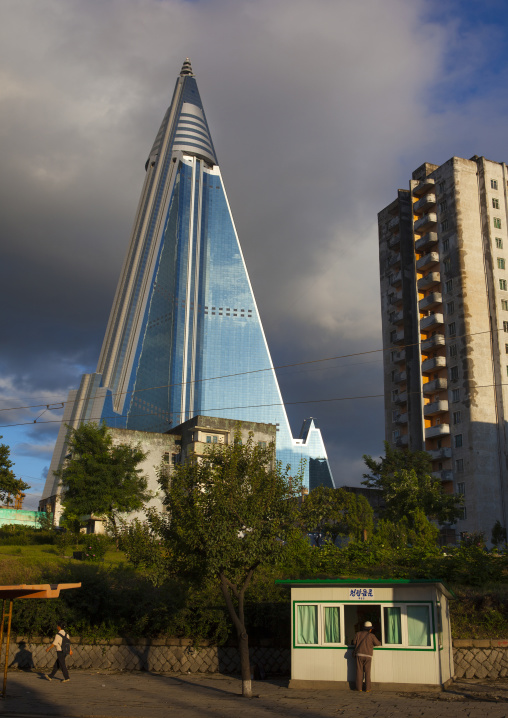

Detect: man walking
[353, 620, 381, 692]
[44, 623, 72, 682]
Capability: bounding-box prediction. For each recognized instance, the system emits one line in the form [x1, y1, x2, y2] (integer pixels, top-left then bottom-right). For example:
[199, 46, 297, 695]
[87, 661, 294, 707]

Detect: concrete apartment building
[378, 155, 508, 541]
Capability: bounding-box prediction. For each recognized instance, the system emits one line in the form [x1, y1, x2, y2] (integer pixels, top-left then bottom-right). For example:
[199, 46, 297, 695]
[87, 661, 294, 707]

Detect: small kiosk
[276, 578, 454, 691]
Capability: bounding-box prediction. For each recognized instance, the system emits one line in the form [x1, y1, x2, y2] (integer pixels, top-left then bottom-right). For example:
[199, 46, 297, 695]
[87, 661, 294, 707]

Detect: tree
[363, 442, 463, 528]
[299, 486, 374, 545]
[0, 437, 30, 505]
[56, 422, 151, 542]
[152, 431, 303, 697]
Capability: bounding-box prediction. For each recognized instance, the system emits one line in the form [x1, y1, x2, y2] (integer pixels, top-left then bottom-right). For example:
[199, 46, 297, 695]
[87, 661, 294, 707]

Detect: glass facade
[47, 60, 334, 492]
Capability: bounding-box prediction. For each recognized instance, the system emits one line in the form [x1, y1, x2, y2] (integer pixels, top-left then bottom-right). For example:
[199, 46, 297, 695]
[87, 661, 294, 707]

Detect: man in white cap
[353, 621, 381, 692]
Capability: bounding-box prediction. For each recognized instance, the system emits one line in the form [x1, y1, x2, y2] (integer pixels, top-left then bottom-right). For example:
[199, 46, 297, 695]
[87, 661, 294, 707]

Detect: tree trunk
[238, 628, 252, 698]
[219, 571, 254, 698]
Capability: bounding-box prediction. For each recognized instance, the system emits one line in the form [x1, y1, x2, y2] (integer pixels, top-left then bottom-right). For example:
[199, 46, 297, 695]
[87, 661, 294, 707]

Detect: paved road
[1, 671, 508, 718]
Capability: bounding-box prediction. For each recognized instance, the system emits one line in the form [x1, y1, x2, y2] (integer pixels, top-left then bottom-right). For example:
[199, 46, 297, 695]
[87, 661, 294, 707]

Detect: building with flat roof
[41, 59, 333, 517]
[378, 156, 508, 541]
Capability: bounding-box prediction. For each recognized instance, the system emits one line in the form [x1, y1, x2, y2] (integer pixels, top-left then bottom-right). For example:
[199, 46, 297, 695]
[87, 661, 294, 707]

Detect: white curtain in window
[324, 606, 340, 643]
[297, 604, 318, 644]
[407, 605, 431, 646]
[384, 606, 402, 644]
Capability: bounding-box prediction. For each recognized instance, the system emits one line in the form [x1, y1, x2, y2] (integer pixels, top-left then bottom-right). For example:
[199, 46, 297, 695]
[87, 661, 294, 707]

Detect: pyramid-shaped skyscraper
[42, 59, 334, 503]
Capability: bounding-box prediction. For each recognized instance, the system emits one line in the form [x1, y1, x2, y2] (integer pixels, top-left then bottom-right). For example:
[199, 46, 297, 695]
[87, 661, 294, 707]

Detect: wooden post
[2, 600, 12, 698]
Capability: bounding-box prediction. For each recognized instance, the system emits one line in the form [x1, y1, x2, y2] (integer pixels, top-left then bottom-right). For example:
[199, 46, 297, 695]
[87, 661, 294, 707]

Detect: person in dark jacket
[353, 620, 381, 692]
[44, 624, 72, 682]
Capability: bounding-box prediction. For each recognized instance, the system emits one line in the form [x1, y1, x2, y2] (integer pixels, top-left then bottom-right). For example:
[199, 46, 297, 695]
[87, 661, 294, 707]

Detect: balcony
[393, 391, 408, 405]
[433, 470, 454, 482]
[413, 194, 437, 215]
[390, 271, 402, 287]
[390, 310, 404, 324]
[413, 177, 436, 197]
[416, 252, 440, 271]
[421, 333, 446, 351]
[424, 400, 449, 416]
[388, 235, 400, 250]
[392, 349, 406, 363]
[395, 435, 409, 448]
[394, 371, 407, 384]
[421, 355, 447, 374]
[394, 412, 408, 425]
[420, 313, 444, 331]
[428, 447, 452, 460]
[414, 213, 437, 235]
[389, 290, 403, 307]
[425, 424, 450, 439]
[417, 271, 441, 291]
[415, 231, 438, 253]
[423, 378, 448, 394]
[390, 330, 405, 344]
[387, 252, 402, 269]
[388, 215, 400, 233]
[419, 292, 442, 312]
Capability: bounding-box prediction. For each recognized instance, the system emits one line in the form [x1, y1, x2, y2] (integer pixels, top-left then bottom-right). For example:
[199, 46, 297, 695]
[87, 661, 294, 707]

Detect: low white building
[277, 578, 454, 691]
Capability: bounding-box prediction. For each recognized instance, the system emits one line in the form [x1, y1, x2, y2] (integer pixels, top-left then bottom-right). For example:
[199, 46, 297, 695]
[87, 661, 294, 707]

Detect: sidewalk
[1, 671, 508, 718]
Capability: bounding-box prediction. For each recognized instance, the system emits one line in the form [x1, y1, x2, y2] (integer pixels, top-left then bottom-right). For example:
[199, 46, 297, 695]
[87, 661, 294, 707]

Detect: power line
[0, 324, 503, 416]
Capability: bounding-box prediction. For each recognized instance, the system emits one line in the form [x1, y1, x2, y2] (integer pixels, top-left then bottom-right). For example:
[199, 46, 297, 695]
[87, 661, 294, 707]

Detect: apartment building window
[461, 506, 467, 521]
[496, 237, 503, 249]
[442, 238, 450, 252]
[392, 389, 399, 401]
[457, 479, 465, 493]
[502, 300, 508, 311]
[493, 198, 500, 209]
[453, 410, 461, 424]
[445, 279, 453, 293]
[389, 311, 396, 323]
[206, 435, 219, 444]
[438, 181, 445, 192]
[450, 366, 459, 381]
[258, 441, 267, 448]
[494, 217, 502, 229]
[448, 322, 456, 336]
[506, 365, 508, 377]
[455, 434, 463, 448]
[441, 220, 449, 232]
[500, 279, 507, 291]
[392, 410, 398, 421]
[505, 343, 508, 353]
[392, 429, 400, 440]
[391, 350, 397, 361]
[452, 388, 460, 402]
[447, 301, 455, 314]
[491, 179, 499, 190]
[390, 330, 397, 342]
[444, 259, 451, 274]
[449, 344, 457, 357]
[391, 370, 396, 381]
[163, 453, 170, 464]
[498, 258, 506, 270]
[504, 321, 508, 332]
[439, 200, 447, 212]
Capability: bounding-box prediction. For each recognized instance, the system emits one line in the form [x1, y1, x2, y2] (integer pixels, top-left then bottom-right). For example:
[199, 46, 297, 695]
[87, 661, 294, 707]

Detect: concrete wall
[3, 637, 508, 680]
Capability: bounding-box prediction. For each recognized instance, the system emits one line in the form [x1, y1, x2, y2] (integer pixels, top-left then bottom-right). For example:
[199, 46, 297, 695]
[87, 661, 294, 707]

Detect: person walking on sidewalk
[44, 623, 72, 682]
[353, 620, 381, 692]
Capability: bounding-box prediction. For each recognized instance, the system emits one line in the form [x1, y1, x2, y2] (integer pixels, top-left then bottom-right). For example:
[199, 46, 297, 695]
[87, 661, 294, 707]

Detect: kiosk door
[344, 604, 381, 683]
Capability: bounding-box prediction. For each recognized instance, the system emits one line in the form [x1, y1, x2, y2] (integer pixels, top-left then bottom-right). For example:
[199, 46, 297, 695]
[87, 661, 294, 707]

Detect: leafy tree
[299, 486, 374, 545]
[363, 442, 462, 528]
[491, 520, 507, 548]
[152, 431, 303, 697]
[0, 436, 30, 505]
[56, 423, 151, 543]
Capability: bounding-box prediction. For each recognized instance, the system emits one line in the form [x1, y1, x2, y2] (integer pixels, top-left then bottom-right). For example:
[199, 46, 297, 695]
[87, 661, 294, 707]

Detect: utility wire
[0, 325, 503, 416]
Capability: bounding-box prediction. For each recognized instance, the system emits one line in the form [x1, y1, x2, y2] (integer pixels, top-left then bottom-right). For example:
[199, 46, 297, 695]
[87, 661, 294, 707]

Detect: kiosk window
[383, 606, 402, 644]
[297, 605, 318, 644]
[407, 605, 431, 646]
[324, 606, 341, 644]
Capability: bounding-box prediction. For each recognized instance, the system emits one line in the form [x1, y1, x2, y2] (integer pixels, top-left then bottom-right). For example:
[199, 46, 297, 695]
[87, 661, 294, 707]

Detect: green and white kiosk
[276, 579, 455, 691]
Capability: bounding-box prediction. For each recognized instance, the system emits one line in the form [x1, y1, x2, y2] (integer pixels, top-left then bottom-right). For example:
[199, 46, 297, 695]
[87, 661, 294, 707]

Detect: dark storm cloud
[3, 0, 508, 490]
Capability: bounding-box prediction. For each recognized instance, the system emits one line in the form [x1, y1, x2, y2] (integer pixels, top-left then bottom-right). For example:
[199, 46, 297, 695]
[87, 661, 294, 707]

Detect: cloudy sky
[2, 0, 508, 508]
